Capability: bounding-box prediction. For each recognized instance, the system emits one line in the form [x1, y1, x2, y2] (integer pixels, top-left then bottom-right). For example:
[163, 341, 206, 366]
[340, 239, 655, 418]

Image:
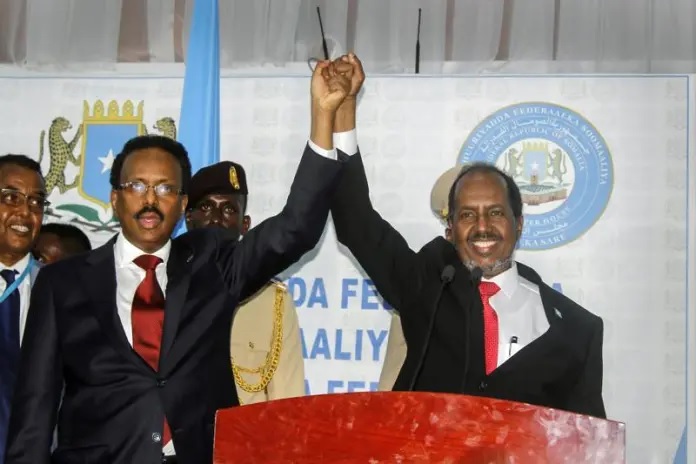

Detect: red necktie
[478, 281, 501, 375]
[131, 254, 171, 445]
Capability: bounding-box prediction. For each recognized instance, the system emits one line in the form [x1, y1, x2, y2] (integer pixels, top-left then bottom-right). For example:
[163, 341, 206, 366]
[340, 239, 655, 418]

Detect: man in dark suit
[327, 53, 606, 419]
[6, 61, 350, 464]
[0, 155, 45, 464]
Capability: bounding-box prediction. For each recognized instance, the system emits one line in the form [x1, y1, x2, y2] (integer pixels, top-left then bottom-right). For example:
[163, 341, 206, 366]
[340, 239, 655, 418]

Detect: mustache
[134, 205, 164, 221]
[468, 232, 501, 241]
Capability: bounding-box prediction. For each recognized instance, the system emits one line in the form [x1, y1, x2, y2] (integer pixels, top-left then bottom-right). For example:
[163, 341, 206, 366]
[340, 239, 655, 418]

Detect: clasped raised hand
[311, 60, 351, 113]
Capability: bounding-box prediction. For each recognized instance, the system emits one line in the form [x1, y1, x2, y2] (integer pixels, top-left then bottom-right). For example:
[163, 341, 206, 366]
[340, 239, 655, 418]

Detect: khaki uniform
[378, 311, 407, 391]
[230, 280, 305, 405]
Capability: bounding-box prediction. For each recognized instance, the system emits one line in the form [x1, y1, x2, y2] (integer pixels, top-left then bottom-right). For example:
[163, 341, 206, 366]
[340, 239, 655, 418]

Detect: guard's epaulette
[269, 278, 287, 290]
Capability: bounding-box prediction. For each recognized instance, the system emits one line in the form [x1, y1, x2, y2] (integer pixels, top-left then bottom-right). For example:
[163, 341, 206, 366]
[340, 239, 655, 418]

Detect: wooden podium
[213, 392, 625, 463]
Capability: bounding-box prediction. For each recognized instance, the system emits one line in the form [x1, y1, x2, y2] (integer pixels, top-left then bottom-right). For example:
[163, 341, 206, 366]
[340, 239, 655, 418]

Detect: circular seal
[458, 102, 613, 250]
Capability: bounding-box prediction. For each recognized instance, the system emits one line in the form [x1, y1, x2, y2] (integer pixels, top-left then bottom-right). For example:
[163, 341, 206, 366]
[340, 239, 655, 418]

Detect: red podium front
[213, 392, 624, 463]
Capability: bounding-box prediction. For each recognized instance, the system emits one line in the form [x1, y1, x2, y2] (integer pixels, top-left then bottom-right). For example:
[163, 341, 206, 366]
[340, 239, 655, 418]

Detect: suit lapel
[81, 239, 147, 369]
[491, 262, 565, 375]
[160, 239, 193, 365]
[492, 320, 562, 376]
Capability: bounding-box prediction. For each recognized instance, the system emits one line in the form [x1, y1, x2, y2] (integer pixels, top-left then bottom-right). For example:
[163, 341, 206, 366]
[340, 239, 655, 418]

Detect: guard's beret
[430, 165, 462, 222]
[188, 161, 248, 208]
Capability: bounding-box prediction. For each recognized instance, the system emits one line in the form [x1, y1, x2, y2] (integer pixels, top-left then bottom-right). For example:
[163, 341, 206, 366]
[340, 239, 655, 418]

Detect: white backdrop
[0, 72, 692, 464]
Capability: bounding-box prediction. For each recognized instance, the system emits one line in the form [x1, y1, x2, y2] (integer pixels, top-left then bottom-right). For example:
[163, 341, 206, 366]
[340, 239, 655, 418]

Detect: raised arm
[6, 270, 63, 464]
[217, 61, 350, 301]
[329, 54, 423, 310]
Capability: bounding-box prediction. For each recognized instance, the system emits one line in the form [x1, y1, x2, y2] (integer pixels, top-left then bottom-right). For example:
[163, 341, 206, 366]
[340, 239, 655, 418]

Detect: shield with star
[78, 100, 145, 209]
[521, 141, 550, 185]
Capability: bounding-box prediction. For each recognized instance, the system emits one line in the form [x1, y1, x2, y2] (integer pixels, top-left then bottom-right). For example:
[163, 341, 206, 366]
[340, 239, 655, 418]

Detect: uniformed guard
[185, 161, 305, 404]
[378, 164, 463, 391]
[430, 165, 462, 225]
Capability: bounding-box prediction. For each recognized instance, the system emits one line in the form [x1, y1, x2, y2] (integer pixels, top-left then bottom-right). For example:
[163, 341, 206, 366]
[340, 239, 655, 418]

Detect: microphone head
[469, 267, 483, 285]
[441, 264, 456, 283]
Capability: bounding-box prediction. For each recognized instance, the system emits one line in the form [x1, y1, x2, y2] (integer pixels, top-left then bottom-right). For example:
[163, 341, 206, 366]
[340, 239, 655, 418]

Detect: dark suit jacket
[332, 152, 606, 419]
[6, 147, 342, 464]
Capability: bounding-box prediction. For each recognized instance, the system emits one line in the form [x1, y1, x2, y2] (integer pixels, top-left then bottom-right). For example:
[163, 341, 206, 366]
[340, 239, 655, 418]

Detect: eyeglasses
[0, 188, 50, 212]
[118, 181, 183, 197]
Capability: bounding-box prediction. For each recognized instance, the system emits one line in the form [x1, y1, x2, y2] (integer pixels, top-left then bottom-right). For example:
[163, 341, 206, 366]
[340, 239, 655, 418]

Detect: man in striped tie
[0, 155, 45, 464]
[328, 53, 606, 419]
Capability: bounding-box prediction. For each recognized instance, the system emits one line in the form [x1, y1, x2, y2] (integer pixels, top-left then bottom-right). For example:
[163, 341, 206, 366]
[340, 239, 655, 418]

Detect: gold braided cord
[232, 285, 285, 398]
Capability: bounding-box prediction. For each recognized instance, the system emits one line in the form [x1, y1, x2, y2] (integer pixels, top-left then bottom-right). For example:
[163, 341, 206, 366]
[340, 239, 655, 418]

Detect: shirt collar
[0, 253, 32, 274]
[114, 233, 171, 268]
[481, 261, 519, 299]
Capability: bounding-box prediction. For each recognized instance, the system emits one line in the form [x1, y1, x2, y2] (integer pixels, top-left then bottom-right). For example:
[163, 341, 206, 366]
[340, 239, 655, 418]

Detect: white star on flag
[98, 149, 115, 174]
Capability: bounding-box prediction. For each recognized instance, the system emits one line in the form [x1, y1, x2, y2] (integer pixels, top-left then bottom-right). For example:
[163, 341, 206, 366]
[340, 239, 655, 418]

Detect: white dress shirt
[0, 253, 33, 346]
[113, 233, 175, 454]
[308, 130, 549, 368]
[114, 233, 171, 346]
[482, 262, 549, 367]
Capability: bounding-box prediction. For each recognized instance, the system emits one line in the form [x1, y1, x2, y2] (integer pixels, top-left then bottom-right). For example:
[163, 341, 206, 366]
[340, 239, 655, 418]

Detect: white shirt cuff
[307, 129, 358, 160]
[307, 139, 337, 160]
[334, 129, 358, 156]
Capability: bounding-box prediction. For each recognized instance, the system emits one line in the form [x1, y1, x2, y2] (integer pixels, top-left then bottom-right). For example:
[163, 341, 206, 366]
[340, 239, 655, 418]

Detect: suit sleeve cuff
[334, 129, 357, 156]
[307, 139, 337, 160]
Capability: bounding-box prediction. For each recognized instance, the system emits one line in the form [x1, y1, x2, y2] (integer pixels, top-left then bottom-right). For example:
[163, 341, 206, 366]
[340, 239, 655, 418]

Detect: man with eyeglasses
[0, 154, 46, 464]
[185, 161, 305, 405]
[7, 62, 350, 464]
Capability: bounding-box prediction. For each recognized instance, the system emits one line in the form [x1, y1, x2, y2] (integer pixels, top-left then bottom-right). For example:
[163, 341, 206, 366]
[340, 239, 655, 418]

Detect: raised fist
[311, 61, 351, 112]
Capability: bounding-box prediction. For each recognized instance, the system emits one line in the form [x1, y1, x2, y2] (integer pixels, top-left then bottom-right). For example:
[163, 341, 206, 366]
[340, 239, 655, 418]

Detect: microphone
[415, 8, 422, 74]
[469, 267, 483, 286]
[316, 6, 330, 60]
[462, 266, 483, 391]
[442, 265, 456, 283]
[407, 264, 455, 391]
